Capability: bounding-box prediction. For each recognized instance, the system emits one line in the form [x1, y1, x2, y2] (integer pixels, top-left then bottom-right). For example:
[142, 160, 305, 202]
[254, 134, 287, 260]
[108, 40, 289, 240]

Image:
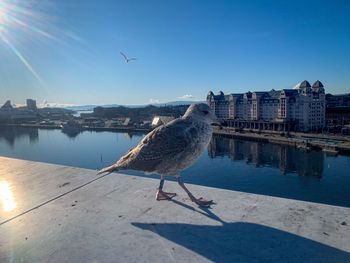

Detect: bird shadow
[132, 221, 350, 263]
[132, 200, 350, 263]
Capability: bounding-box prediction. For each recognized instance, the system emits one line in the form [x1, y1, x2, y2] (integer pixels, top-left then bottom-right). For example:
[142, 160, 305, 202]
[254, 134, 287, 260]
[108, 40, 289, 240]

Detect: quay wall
[213, 127, 350, 155]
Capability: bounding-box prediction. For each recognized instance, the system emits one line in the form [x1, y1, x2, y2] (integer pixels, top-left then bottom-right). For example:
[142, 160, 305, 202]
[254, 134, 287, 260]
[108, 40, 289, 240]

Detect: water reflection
[0, 127, 349, 207]
[0, 181, 16, 212]
[61, 129, 82, 139]
[0, 126, 38, 146]
[124, 132, 146, 139]
[208, 136, 324, 179]
[0, 126, 142, 141]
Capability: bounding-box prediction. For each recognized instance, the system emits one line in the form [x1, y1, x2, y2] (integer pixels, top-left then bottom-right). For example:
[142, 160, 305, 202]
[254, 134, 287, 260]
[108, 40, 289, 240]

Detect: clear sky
[0, 0, 349, 106]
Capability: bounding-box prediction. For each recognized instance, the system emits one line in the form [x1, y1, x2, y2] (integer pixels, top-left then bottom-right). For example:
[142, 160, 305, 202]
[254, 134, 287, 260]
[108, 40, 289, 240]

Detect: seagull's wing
[120, 52, 127, 60]
[128, 58, 137, 61]
[115, 118, 199, 172]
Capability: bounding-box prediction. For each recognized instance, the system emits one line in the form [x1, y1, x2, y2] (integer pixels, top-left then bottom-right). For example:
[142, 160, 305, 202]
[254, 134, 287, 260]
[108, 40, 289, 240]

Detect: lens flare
[1, 32, 45, 85]
[0, 0, 51, 85]
[0, 0, 78, 86]
[0, 181, 17, 212]
[8, 14, 58, 41]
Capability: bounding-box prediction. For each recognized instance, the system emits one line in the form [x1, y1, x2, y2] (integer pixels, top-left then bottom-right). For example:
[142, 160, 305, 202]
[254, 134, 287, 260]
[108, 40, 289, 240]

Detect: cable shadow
[131, 221, 350, 263]
[167, 198, 224, 224]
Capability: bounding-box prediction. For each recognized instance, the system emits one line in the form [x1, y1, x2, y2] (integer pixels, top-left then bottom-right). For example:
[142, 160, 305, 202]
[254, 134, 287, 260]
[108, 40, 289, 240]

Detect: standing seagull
[120, 52, 137, 63]
[98, 103, 217, 207]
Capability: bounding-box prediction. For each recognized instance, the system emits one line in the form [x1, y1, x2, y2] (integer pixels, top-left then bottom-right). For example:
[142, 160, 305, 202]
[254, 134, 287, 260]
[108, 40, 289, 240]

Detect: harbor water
[0, 126, 350, 207]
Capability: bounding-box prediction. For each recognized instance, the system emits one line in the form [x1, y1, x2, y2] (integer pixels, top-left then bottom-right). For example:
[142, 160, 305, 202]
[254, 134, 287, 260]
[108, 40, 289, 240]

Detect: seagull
[98, 103, 217, 207]
[120, 52, 136, 63]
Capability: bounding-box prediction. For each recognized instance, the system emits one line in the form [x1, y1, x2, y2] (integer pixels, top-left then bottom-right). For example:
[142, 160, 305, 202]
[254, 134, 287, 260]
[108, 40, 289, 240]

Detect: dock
[1, 156, 350, 262]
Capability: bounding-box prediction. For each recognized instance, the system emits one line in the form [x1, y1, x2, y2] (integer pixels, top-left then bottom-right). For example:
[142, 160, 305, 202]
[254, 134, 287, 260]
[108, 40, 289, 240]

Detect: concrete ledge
[1, 157, 350, 262]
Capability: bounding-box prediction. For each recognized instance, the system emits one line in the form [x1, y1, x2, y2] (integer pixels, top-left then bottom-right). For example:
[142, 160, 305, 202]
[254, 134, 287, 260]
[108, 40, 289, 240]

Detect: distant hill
[154, 101, 204, 107]
[63, 101, 203, 111]
[92, 104, 191, 121]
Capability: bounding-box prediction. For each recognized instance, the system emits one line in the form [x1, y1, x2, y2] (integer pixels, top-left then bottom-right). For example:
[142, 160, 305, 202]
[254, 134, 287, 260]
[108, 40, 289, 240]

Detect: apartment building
[207, 80, 326, 132]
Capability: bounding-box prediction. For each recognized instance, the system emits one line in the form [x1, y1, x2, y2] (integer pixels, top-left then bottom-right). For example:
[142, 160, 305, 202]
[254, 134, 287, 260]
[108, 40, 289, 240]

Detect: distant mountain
[63, 101, 203, 111]
[64, 105, 119, 111]
[152, 101, 203, 106]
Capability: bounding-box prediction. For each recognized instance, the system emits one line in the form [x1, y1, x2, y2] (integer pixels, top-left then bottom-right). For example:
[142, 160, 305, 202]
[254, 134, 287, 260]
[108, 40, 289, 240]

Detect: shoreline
[213, 127, 350, 155]
[0, 123, 152, 133]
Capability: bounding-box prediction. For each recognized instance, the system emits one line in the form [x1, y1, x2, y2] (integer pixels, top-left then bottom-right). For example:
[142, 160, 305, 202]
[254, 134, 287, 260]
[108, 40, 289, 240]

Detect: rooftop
[313, 80, 324, 88]
[300, 80, 311, 88]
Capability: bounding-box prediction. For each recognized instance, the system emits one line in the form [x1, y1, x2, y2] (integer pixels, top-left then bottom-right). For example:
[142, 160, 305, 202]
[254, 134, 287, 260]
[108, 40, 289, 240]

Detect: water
[1, 126, 350, 207]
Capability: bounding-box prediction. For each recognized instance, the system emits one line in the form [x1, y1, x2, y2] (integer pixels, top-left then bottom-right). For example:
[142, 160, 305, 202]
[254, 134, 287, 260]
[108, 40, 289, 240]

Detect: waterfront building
[123, 117, 131, 126]
[0, 100, 13, 122]
[325, 93, 350, 128]
[207, 80, 326, 132]
[1, 100, 13, 110]
[0, 99, 36, 123]
[326, 93, 350, 108]
[26, 99, 37, 111]
[151, 116, 175, 127]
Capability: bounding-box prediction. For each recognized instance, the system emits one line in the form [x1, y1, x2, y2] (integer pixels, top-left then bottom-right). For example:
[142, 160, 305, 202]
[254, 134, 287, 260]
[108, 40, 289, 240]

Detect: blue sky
[0, 0, 349, 106]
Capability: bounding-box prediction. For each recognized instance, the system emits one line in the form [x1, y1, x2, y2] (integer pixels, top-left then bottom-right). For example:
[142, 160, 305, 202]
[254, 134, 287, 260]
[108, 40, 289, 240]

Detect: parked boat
[61, 120, 83, 137]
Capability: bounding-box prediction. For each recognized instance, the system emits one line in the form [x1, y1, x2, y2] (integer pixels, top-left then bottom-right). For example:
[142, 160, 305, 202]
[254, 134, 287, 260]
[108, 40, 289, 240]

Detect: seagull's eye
[203, 110, 209, 115]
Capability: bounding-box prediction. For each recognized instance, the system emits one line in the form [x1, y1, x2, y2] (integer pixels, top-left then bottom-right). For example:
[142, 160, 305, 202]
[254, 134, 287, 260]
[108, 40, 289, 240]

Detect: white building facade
[207, 80, 326, 132]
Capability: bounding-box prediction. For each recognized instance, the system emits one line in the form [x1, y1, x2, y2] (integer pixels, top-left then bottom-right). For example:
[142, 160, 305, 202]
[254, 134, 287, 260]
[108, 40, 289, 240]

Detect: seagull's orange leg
[156, 176, 176, 200]
[177, 176, 213, 207]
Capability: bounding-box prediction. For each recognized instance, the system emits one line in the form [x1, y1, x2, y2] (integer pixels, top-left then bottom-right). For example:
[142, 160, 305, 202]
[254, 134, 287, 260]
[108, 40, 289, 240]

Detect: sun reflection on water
[0, 181, 16, 212]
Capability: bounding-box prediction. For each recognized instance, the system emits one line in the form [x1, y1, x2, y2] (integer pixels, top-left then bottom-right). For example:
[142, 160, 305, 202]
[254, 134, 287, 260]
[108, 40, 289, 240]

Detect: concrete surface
[0, 156, 350, 263]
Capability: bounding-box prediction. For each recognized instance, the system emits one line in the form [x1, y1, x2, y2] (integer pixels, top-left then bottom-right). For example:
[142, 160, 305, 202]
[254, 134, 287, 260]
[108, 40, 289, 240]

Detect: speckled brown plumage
[99, 103, 215, 176]
[98, 103, 217, 207]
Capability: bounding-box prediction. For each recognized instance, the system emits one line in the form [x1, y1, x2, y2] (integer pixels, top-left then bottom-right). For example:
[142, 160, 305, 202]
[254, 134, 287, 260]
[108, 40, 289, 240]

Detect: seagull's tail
[97, 164, 120, 175]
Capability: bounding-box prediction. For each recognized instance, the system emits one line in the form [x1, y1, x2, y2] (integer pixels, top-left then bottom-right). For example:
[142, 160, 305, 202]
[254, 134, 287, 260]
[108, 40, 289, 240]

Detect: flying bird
[98, 103, 217, 207]
[120, 52, 137, 63]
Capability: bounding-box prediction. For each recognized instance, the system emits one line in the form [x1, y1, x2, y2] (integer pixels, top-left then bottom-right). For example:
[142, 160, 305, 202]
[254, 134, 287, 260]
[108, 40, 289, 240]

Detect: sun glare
[0, 0, 46, 84]
[0, 2, 5, 31]
[0, 181, 17, 212]
[0, 0, 70, 86]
